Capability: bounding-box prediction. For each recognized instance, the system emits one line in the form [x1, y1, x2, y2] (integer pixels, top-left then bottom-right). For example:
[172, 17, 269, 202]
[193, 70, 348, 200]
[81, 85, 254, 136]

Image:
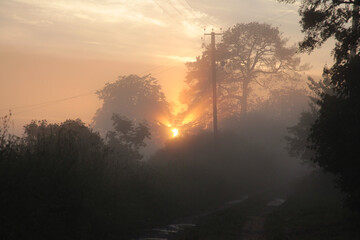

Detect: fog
[1, 0, 359, 239]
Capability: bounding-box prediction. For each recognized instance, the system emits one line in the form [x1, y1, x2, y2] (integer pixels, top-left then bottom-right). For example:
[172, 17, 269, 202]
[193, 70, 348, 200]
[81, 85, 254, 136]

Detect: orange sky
[0, 0, 333, 135]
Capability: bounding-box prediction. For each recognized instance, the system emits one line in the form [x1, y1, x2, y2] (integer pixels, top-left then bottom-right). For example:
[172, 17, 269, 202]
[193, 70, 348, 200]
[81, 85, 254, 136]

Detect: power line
[1, 7, 296, 117]
[152, 0, 203, 33]
[168, 0, 187, 17]
[177, 0, 215, 28]
[17, 91, 96, 115]
[1, 48, 202, 115]
[168, 0, 217, 31]
[0, 91, 97, 114]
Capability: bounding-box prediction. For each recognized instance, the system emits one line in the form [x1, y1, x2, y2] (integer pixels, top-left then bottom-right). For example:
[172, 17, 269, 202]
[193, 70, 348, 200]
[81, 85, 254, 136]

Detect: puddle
[267, 198, 286, 207]
[136, 223, 197, 240]
[136, 195, 249, 240]
[227, 195, 249, 205]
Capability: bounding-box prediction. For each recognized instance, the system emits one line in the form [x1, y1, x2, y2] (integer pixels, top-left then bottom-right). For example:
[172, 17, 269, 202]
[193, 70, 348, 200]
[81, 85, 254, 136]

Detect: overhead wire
[1, 49, 203, 116]
[0, 91, 97, 115]
[168, 0, 211, 28]
[1, 5, 296, 117]
[152, 0, 203, 33]
[177, 0, 215, 28]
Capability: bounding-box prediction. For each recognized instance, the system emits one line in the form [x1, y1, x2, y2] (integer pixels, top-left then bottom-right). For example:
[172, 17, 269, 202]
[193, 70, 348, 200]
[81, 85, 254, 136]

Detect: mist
[1, 0, 360, 239]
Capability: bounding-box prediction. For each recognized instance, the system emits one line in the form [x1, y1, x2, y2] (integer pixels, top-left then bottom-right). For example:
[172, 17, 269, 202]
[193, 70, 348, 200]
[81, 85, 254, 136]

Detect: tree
[309, 56, 360, 210]
[182, 22, 303, 127]
[260, 87, 310, 123]
[106, 113, 151, 161]
[285, 76, 333, 163]
[219, 22, 304, 114]
[93, 74, 171, 133]
[278, 0, 360, 63]
[279, 0, 360, 210]
[0, 117, 159, 239]
[0, 111, 20, 161]
[93, 74, 172, 154]
[23, 119, 107, 167]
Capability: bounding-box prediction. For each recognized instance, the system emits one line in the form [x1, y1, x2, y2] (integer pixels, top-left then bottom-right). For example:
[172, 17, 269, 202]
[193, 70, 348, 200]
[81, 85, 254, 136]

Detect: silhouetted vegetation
[182, 22, 305, 127]
[0, 94, 309, 239]
[2, 0, 359, 236]
[309, 57, 360, 211]
[266, 172, 360, 239]
[93, 74, 172, 156]
[278, 0, 359, 64]
[281, 0, 360, 211]
[0, 116, 173, 239]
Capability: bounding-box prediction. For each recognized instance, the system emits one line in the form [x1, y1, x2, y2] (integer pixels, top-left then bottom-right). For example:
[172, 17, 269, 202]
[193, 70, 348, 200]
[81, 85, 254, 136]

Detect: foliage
[150, 121, 305, 215]
[106, 113, 151, 161]
[260, 88, 310, 123]
[278, 0, 360, 63]
[93, 74, 171, 134]
[279, 0, 360, 211]
[0, 111, 21, 161]
[0, 116, 172, 239]
[309, 56, 360, 210]
[285, 76, 333, 162]
[286, 110, 317, 162]
[266, 172, 360, 240]
[23, 119, 107, 165]
[182, 22, 304, 126]
[93, 74, 172, 157]
[0, 103, 309, 239]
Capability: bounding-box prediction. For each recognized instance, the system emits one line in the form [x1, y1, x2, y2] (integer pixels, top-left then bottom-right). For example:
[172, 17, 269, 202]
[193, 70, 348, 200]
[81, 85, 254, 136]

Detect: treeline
[279, 0, 360, 211]
[0, 111, 301, 239]
[0, 117, 165, 239]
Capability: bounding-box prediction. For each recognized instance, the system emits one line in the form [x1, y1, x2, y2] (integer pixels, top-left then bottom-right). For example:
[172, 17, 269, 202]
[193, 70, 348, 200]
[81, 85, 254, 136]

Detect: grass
[265, 172, 360, 240]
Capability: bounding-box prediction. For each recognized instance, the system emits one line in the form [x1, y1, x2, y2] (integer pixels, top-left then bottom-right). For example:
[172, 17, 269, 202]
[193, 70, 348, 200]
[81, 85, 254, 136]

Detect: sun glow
[181, 113, 194, 125]
[171, 128, 179, 138]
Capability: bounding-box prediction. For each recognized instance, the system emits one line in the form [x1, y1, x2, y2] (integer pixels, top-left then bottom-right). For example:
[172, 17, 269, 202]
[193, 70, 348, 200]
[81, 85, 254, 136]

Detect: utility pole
[204, 30, 222, 140]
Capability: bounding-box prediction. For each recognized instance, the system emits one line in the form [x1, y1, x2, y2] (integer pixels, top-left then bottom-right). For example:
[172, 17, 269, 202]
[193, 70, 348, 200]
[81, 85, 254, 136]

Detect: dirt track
[241, 198, 286, 240]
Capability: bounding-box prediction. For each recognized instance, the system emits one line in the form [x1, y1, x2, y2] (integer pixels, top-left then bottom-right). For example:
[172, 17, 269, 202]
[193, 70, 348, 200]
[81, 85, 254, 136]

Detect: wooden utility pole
[204, 30, 222, 140]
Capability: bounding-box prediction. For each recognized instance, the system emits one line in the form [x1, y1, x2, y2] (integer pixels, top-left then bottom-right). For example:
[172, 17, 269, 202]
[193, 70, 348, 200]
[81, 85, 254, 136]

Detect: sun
[171, 128, 179, 138]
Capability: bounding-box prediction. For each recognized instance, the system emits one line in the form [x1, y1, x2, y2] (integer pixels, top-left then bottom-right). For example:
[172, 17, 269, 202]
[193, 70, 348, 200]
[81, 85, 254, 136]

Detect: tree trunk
[241, 81, 249, 116]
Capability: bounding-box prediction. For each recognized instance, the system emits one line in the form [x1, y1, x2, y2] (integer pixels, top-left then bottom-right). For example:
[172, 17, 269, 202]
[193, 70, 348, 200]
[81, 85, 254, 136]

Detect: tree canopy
[280, 0, 360, 210]
[93, 74, 171, 134]
[309, 56, 360, 210]
[278, 0, 360, 63]
[181, 22, 303, 127]
[106, 113, 151, 161]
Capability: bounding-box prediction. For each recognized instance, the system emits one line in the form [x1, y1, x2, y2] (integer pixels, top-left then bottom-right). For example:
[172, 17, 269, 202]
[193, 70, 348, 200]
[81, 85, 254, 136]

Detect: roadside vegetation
[266, 172, 360, 240]
[0, 109, 305, 239]
[1, 0, 360, 237]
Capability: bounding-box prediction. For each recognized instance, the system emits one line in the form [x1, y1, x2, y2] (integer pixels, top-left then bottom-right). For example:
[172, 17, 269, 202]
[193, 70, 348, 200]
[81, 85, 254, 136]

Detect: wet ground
[135, 184, 290, 240]
[135, 195, 249, 240]
[241, 198, 286, 240]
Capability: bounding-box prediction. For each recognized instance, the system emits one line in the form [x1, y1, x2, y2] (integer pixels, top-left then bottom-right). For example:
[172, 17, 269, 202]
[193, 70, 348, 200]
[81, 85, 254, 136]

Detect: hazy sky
[0, 0, 333, 134]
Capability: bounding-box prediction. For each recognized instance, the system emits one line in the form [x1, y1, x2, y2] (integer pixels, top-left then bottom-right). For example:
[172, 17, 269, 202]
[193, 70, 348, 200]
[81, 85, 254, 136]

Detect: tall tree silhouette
[278, 0, 360, 63]
[280, 0, 360, 210]
[93, 74, 172, 153]
[182, 22, 303, 127]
